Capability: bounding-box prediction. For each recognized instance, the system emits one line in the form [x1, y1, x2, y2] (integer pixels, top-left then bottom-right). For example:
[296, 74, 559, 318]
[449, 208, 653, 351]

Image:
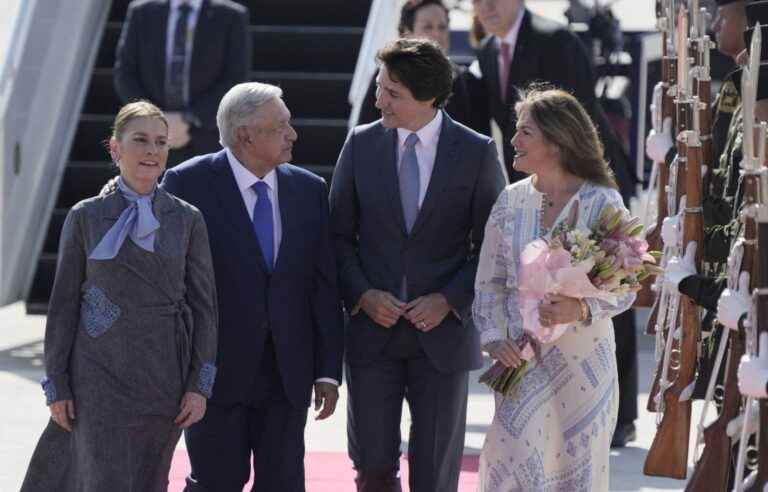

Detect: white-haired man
[162, 82, 344, 492]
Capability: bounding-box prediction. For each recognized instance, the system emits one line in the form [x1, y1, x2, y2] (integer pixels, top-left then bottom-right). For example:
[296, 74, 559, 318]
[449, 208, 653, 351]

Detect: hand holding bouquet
[480, 204, 662, 396]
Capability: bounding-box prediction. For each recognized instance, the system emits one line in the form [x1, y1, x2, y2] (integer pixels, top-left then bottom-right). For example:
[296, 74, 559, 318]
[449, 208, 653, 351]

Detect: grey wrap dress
[22, 187, 218, 492]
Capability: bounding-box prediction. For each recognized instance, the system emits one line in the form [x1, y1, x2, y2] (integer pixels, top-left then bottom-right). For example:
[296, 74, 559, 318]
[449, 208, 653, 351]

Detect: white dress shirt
[496, 8, 525, 77]
[225, 148, 338, 387]
[395, 110, 443, 206]
[166, 0, 203, 105]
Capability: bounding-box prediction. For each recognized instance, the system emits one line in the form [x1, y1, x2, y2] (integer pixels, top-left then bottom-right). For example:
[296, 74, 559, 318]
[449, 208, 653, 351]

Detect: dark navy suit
[330, 113, 505, 491]
[162, 150, 343, 492]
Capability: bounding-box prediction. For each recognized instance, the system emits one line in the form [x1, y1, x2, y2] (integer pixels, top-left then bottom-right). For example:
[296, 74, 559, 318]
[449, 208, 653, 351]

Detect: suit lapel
[410, 113, 459, 236]
[189, 0, 213, 92]
[507, 11, 541, 103]
[273, 165, 294, 272]
[209, 151, 270, 273]
[377, 127, 407, 234]
[479, 37, 509, 129]
[155, 1, 170, 86]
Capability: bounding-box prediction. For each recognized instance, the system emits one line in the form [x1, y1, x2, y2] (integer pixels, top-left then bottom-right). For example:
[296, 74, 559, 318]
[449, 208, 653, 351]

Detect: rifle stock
[644, 384, 692, 479]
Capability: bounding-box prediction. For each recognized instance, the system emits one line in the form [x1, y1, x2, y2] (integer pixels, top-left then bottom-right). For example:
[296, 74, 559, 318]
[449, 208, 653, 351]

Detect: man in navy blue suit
[161, 82, 343, 492]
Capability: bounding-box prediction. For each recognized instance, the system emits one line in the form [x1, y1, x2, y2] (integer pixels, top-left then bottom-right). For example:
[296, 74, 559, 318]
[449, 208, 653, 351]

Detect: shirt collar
[170, 0, 203, 12]
[497, 7, 525, 49]
[396, 110, 443, 150]
[226, 148, 278, 193]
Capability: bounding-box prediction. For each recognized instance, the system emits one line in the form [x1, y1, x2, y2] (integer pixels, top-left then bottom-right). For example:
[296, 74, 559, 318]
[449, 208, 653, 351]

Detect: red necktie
[499, 41, 511, 103]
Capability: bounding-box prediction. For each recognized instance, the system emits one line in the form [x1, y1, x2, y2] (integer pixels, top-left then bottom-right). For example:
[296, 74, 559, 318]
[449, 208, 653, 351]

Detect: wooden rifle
[737, 121, 768, 492]
[734, 23, 768, 492]
[647, 1, 690, 413]
[640, 0, 677, 310]
[685, 114, 755, 492]
[645, 7, 702, 479]
[691, 5, 714, 173]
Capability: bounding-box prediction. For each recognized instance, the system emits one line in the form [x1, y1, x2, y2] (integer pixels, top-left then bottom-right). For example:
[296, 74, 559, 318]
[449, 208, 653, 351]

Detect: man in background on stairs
[114, 0, 251, 167]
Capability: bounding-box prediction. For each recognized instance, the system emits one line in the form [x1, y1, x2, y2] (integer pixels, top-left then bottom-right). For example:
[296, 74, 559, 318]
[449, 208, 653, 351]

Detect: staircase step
[85, 69, 352, 119]
[252, 26, 363, 72]
[57, 161, 119, 209]
[108, 0, 371, 27]
[290, 119, 348, 167]
[27, 254, 56, 314]
[43, 209, 69, 255]
[95, 22, 121, 69]
[98, 23, 363, 72]
[255, 72, 352, 119]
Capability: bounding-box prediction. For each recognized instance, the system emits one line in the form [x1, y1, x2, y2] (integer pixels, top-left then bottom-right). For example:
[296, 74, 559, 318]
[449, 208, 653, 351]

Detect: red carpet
[169, 450, 479, 491]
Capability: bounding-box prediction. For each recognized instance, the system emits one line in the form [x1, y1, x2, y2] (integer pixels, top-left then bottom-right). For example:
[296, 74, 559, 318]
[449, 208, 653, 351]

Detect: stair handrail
[348, 0, 401, 129]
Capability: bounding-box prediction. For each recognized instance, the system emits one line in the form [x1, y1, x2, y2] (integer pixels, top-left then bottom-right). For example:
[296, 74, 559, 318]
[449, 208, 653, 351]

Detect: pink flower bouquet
[479, 204, 662, 396]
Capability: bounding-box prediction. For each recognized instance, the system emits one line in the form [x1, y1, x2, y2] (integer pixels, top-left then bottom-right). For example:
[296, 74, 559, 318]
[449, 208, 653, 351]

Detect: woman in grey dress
[22, 101, 218, 491]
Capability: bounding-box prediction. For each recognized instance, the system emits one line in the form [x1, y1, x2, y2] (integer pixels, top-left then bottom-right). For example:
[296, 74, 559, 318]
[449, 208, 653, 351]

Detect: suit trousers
[347, 347, 469, 492]
[184, 337, 309, 492]
[612, 309, 638, 424]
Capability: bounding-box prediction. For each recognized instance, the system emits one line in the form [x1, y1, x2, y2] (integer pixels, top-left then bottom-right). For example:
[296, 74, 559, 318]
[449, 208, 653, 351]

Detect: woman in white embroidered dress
[473, 89, 635, 492]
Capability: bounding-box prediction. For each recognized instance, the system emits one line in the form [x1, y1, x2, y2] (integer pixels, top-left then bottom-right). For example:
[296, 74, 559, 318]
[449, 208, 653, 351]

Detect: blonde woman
[23, 101, 217, 491]
[474, 89, 635, 491]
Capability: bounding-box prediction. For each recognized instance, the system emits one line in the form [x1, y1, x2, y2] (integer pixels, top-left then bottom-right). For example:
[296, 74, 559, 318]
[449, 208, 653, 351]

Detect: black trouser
[613, 309, 638, 424]
[184, 338, 308, 492]
[347, 327, 469, 492]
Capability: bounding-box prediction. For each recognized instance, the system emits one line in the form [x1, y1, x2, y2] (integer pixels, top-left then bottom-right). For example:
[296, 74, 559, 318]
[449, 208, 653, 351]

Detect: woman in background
[22, 101, 218, 492]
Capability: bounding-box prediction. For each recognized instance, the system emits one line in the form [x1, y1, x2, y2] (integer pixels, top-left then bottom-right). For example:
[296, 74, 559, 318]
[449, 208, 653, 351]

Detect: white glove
[650, 82, 663, 131]
[664, 241, 697, 292]
[646, 117, 674, 163]
[660, 215, 681, 247]
[738, 332, 768, 398]
[717, 271, 751, 331]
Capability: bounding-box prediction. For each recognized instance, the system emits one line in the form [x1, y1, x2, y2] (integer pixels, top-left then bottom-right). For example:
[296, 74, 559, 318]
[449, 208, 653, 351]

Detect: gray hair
[217, 82, 284, 148]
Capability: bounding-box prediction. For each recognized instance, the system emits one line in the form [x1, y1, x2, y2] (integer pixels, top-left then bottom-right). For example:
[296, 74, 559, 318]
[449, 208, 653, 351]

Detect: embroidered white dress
[473, 177, 635, 492]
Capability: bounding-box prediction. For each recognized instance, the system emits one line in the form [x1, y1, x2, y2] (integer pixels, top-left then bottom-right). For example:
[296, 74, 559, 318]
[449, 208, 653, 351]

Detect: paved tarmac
[1, 302, 701, 491]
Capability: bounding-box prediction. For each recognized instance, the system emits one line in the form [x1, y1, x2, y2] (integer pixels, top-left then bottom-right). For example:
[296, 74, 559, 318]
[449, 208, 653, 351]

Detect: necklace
[541, 192, 555, 209]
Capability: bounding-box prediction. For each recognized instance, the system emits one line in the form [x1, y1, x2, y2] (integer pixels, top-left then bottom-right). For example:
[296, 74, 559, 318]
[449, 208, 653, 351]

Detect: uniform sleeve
[42, 208, 87, 405]
[583, 190, 637, 322]
[183, 211, 219, 398]
[472, 193, 516, 346]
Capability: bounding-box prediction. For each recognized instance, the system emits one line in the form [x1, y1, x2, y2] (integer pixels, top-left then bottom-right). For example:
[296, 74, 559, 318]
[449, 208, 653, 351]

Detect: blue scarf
[89, 177, 160, 260]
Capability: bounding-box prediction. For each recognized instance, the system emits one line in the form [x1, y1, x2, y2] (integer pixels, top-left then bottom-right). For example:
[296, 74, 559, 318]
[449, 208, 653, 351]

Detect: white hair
[217, 82, 284, 148]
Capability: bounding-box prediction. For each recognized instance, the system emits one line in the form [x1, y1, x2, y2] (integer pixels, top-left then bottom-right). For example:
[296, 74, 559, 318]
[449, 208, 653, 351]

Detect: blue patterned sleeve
[184, 211, 219, 398]
[473, 199, 514, 346]
[583, 188, 636, 322]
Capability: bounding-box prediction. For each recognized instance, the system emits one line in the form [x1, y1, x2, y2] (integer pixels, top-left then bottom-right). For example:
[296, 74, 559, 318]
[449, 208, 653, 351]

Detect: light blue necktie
[399, 133, 420, 301]
[252, 181, 274, 272]
[89, 177, 160, 260]
[399, 133, 421, 233]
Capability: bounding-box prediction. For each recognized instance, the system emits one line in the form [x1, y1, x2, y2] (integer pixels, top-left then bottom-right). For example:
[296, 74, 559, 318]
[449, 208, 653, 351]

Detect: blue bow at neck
[89, 176, 160, 260]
